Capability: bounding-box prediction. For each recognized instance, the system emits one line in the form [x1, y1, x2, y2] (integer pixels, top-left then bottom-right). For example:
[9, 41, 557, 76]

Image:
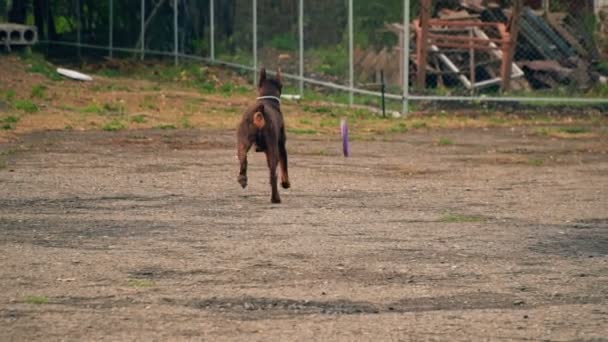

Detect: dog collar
[256, 96, 281, 104]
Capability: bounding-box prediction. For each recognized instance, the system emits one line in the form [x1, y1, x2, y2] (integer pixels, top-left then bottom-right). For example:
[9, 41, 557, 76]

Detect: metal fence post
[76, 0, 81, 58]
[210, 0, 215, 62]
[140, 0, 145, 60]
[109, 0, 113, 57]
[253, 0, 257, 85]
[299, 0, 304, 96]
[403, 0, 410, 115]
[174, 0, 178, 66]
[348, 0, 354, 106]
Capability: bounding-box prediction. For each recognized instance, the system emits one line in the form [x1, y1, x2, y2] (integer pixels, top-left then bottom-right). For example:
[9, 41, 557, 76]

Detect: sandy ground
[0, 126, 606, 341]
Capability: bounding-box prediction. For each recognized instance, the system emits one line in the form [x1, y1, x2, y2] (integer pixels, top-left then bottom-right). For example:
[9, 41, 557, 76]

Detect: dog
[236, 68, 290, 203]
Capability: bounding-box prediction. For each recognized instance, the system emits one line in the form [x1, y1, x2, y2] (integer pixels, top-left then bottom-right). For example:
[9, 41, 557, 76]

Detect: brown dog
[236, 68, 290, 203]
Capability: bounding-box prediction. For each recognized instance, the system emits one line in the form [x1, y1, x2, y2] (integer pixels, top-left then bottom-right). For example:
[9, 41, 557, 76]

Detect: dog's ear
[276, 67, 283, 86]
[258, 68, 267, 88]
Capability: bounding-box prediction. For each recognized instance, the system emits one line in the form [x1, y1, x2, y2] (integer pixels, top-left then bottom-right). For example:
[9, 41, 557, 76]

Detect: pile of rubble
[427, 0, 607, 91]
[356, 0, 608, 92]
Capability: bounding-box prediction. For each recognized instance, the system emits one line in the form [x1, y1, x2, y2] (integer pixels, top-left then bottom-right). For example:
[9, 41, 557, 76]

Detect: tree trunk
[8, 0, 29, 24]
[33, 0, 44, 38]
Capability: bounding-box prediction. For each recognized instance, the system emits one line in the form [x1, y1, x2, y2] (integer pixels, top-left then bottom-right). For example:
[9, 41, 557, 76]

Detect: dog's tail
[253, 104, 265, 129]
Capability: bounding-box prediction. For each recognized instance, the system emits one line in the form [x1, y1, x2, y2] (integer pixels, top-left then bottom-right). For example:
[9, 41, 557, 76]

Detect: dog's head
[258, 68, 283, 97]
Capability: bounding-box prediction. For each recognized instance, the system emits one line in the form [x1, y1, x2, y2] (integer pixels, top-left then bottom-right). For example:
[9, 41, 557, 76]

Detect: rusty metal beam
[416, 0, 431, 89]
[501, 0, 523, 92]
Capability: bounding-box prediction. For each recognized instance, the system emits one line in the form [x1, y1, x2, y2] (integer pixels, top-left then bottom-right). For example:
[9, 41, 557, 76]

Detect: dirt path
[1, 128, 607, 341]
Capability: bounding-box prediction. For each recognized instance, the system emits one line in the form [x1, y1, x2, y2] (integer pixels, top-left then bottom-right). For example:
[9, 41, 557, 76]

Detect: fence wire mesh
[2, 0, 608, 113]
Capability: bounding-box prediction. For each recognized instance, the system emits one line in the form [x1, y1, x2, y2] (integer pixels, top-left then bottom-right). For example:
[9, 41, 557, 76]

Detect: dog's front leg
[237, 141, 252, 188]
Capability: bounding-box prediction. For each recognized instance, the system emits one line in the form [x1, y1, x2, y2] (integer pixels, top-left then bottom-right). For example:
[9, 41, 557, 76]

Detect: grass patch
[440, 214, 484, 223]
[437, 137, 453, 146]
[24, 295, 49, 305]
[528, 157, 545, 166]
[102, 119, 126, 132]
[80, 104, 103, 114]
[127, 279, 155, 288]
[14, 100, 38, 113]
[388, 122, 408, 133]
[23, 53, 63, 81]
[557, 126, 590, 134]
[98, 69, 121, 78]
[30, 84, 47, 99]
[103, 102, 125, 114]
[5, 89, 16, 102]
[411, 121, 427, 129]
[130, 115, 147, 123]
[156, 124, 176, 130]
[180, 116, 192, 128]
[1, 115, 20, 130]
[2, 116, 20, 124]
[288, 128, 318, 135]
[299, 118, 313, 125]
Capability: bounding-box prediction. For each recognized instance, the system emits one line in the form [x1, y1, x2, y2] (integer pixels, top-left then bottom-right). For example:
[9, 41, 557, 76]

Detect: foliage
[14, 100, 39, 113]
[268, 33, 297, 51]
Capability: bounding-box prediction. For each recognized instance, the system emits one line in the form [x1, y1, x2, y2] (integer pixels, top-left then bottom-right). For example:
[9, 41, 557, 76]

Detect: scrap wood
[546, 13, 588, 57]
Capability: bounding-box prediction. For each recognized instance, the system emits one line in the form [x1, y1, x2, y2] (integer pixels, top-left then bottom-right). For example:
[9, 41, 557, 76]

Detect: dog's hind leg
[278, 135, 290, 189]
[237, 141, 252, 188]
[265, 148, 281, 203]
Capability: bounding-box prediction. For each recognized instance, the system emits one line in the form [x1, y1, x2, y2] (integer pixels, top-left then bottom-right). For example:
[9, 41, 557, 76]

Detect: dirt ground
[0, 125, 606, 341]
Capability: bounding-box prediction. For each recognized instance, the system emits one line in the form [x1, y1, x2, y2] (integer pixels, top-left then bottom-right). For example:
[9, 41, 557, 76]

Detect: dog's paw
[271, 196, 281, 204]
[281, 181, 291, 189]
[238, 175, 248, 189]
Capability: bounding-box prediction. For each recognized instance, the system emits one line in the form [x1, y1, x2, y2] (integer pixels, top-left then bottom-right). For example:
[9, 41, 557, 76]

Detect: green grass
[127, 279, 155, 288]
[14, 100, 38, 113]
[30, 84, 47, 99]
[411, 121, 428, 129]
[528, 157, 545, 166]
[557, 126, 590, 134]
[102, 119, 126, 132]
[24, 295, 49, 305]
[98, 69, 121, 78]
[103, 102, 125, 114]
[288, 128, 318, 135]
[2, 116, 20, 124]
[23, 53, 62, 81]
[5, 89, 16, 102]
[437, 137, 453, 146]
[180, 116, 192, 128]
[156, 124, 176, 130]
[80, 104, 103, 114]
[440, 214, 484, 223]
[1, 116, 20, 130]
[388, 122, 408, 133]
[299, 118, 313, 125]
[130, 115, 147, 123]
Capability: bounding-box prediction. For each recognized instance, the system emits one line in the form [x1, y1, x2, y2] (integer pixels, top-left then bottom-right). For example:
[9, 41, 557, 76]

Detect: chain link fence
[2, 0, 608, 114]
